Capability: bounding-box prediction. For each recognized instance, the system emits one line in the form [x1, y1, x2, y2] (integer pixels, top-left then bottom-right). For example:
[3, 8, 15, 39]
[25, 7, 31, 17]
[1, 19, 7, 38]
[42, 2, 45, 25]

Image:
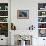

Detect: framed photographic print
[17, 10, 29, 19]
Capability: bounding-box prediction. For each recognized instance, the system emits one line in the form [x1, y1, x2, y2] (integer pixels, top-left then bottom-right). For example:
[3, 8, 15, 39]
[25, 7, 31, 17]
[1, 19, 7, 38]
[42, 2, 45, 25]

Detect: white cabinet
[0, 0, 11, 45]
[38, 37, 46, 46]
[0, 35, 8, 45]
[0, 0, 8, 45]
[38, 3, 46, 46]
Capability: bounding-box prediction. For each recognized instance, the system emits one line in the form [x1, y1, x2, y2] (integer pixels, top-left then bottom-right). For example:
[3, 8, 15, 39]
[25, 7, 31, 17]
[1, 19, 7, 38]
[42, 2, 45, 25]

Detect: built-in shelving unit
[0, 3, 8, 37]
[38, 3, 46, 37]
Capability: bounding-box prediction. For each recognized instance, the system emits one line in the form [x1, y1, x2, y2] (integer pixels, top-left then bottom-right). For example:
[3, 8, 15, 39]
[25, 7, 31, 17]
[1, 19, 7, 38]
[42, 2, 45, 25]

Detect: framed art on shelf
[17, 10, 29, 19]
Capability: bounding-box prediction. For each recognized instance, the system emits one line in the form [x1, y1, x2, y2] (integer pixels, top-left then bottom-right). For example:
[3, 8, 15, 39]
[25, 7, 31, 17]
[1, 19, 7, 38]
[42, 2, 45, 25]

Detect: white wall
[11, 0, 38, 30]
[11, 0, 46, 30]
[11, 0, 46, 46]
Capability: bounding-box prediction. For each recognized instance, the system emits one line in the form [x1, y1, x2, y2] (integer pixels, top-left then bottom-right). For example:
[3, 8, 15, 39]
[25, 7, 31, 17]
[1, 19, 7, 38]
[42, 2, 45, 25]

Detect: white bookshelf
[38, 3, 46, 37]
[0, 3, 8, 38]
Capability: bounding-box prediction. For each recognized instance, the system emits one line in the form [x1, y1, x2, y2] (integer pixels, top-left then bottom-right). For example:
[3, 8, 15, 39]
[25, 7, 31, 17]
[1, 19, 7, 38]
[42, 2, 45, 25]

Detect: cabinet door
[38, 38, 46, 46]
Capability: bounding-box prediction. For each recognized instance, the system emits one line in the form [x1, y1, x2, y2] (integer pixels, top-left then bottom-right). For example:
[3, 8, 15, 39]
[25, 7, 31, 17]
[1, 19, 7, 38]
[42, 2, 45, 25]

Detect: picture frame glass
[17, 10, 29, 19]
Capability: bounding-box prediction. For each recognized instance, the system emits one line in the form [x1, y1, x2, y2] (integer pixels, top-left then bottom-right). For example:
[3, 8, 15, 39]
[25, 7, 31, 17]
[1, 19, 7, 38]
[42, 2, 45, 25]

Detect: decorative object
[38, 23, 46, 28]
[17, 10, 29, 19]
[0, 11, 8, 16]
[0, 23, 8, 37]
[11, 23, 16, 30]
[38, 3, 46, 10]
[38, 11, 46, 16]
[0, 6, 1, 10]
[42, 12, 45, 15]
[29, 25, 35, 30]
[15, 35, 32, 46]
[0, 17, 8, 22]
[5, 6, 8, 10]
[39, 29, 46, 37]
[38, 17, 46, 22]
[0, 3, 8, 10]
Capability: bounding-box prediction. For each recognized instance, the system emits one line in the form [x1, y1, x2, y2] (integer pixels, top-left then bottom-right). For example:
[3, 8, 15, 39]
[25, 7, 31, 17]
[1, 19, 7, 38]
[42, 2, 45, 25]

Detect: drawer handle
[1, 39, 3, 40]
[43, 39, 45, 40]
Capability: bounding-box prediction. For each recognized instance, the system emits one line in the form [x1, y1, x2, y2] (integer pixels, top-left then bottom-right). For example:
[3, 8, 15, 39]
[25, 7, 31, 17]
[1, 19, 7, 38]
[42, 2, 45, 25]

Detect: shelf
[38, 28, 46, 29]
[38, 10, 46, 11]
[0, 10, 8, 11]
[0, 16, 8, 17]
[38, 15, 46, 17]
[0, 22, 8, 23]
[38, 22, 46, 23]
